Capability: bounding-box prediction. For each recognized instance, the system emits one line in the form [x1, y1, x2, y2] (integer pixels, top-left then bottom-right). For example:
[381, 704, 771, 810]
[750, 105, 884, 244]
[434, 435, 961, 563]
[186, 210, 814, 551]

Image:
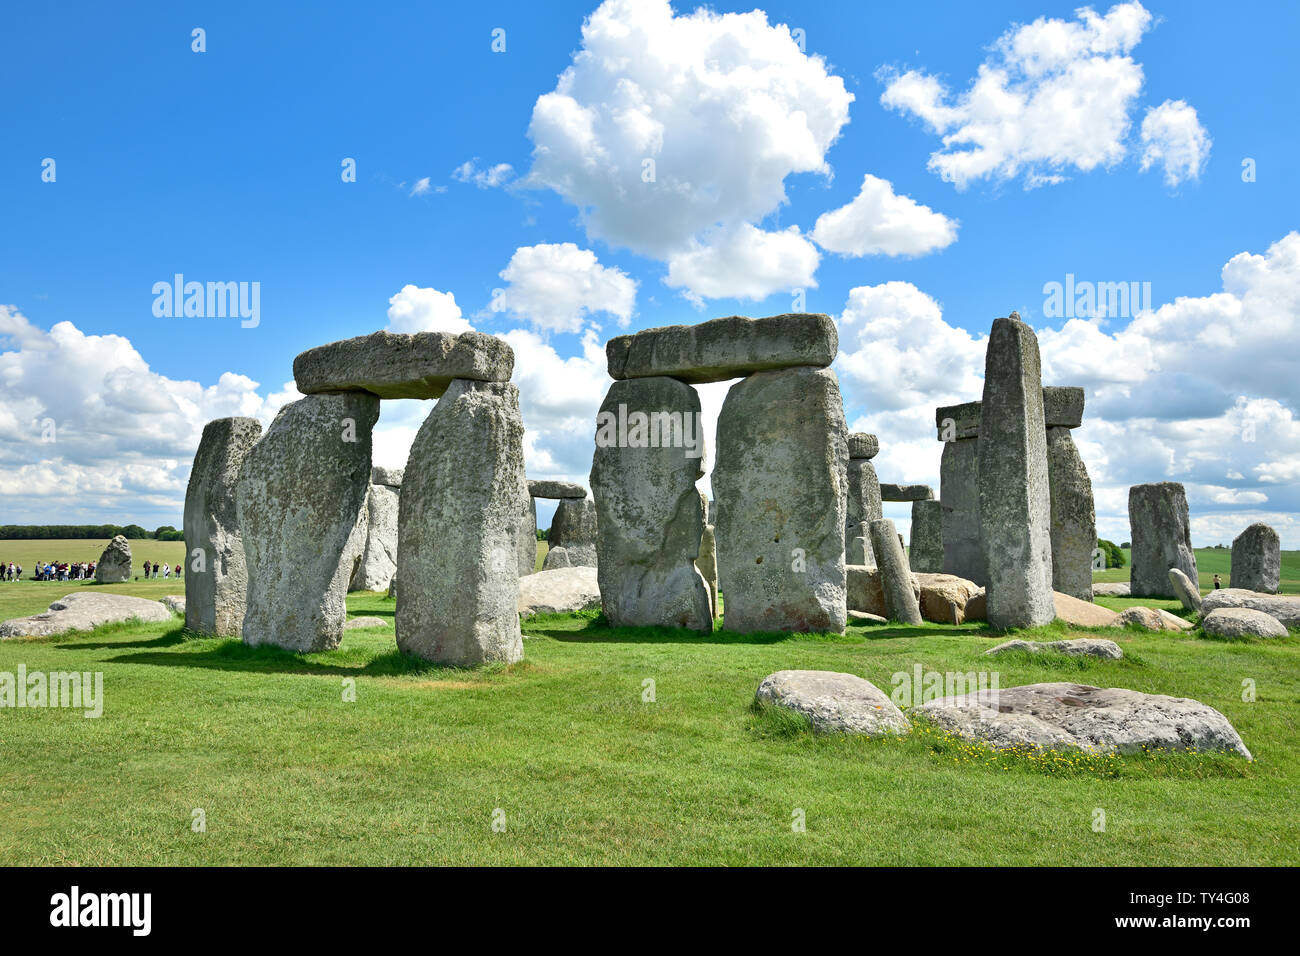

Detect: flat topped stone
[912, 682, 1251, 758]
[847, 432, 879, 460]
[1202, 607, 1288, 639]
[293, 330, 514, 400]
[528, 479, 587, 500]
[1, 592, 173, 639]
[755, 670, 910, 736]
[986, 638, 1123, 660]
[936, 387, 1084, 439]
[879, 483, 934, 501]
[1200, 588, 1300, 628]
[606, 313, 837, 384]
[371, 465, 404, 487]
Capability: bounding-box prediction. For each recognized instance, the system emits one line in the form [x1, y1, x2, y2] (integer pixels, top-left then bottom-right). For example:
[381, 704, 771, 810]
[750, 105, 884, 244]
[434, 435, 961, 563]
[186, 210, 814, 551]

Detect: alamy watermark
[1043, 274, 1151, 320]
[595, 404, 704, 459]
[890, 665, 1000, 709]
[1, 666, 103, 718]
[152, 274, 260, 328]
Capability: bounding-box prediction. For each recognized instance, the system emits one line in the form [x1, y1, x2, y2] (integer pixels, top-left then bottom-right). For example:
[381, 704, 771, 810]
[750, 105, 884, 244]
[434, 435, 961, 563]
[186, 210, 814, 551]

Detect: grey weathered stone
[938, 437, 985, 586]
[607, 313, 837, 384]
[867, 519, 922, 624]
[714, 367, 847, 633]
[879, 483, 934, 501]
[542, 497, 598, 570]
[1168, 567, 1202, 613]
[935, 401, 982, 441]
[755, 670, 910, 736]
[94, 535, 132, 583]
[913, 572, 982, 624]
[516, 494, 537, 576]
[846, 563, 920, 618]
[184, 416, 262, 635]
[1201, 607, 1288, 639]
[912, 683, 1251, 759]
[238, 393, 378, 652]
[1042, 386, 1084, 429]
[847, 432, 879, 460]
[0, 592, 172, 639]
[986, 638, 1122, 660]
[590, 377, 711, 631]
[348, 481, 400, 592]
[1046, 426, 1096, 601]
[396, 380, 527, 665]
[910, 500, 944, 573]
[1053, 591, 1119, 627]
[1200, 588, 1300, 628]
[527, 479, 587, 500]
[1230, 523, 1281, 593]
[162, 595, 186, 615]
[978, 316, 1055, 629]
[517, 566, 602, 617]
[344, 615, 390, 630]
[293, 330, 513, 400]
[1114, 606, 1168, 631]
[696, 503, 719, 621]
[1092, 582, 1131, 597]
[845, 458, 881, 566]
[847, 535, 870, 566]
[371, 465, 403, 487]
[1129, 482, 1197, 598]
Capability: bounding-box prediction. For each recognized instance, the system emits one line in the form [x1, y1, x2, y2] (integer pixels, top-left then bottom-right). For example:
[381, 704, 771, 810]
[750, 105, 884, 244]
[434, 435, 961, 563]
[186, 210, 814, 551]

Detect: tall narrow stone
[714, 367, 847, 633]
[347, 468, 401, 593]
[590, 377, 711, 631]
[185, 417, 264, 633]
[542, 497, 599, 570]
[845, 435, 882, 567]
[695, 491, 719, 621]
[397, 380, 527, 664]
[237, 394, 378, 652]
[977, 316, 1055, 629]
[938, 438, 985, 585]
[1129, 482, 1197, 598]
[516, 494, 538, 576]
[868, 519, 923, 624]
[1230, 522, 1280, 593]
[1046, 427, 1096, 601]
[909, 499, 944, 573]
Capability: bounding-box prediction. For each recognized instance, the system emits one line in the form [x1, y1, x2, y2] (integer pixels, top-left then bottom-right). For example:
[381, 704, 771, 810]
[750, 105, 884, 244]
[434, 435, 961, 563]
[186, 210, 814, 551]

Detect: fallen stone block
[755, 670, 910, 736]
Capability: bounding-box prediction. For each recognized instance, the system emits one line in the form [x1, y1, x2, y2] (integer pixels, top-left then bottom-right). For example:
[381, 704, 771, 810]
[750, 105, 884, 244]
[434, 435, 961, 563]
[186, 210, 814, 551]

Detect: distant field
[0, 540, 186, 573]
[1093, 548, 1300, 594]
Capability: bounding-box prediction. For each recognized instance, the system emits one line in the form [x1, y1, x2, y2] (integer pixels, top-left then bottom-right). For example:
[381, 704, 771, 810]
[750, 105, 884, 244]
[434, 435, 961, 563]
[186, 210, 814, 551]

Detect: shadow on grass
[106, 637, 504, 679]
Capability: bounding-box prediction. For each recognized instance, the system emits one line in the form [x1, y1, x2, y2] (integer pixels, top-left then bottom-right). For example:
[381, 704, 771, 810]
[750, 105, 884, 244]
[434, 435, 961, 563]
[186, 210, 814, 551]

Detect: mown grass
[1093, 547, 1300, 594]
[1, 574, 1296, 865]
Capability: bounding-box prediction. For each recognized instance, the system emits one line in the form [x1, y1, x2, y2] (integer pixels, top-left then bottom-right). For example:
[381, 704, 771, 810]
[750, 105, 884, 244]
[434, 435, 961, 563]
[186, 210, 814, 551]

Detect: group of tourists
[142, 561, 182, 580]
[1, 560, 95, 581]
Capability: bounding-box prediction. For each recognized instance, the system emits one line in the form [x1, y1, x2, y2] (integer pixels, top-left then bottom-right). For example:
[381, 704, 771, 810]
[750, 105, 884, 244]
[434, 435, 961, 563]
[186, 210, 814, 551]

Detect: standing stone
[1129, 482, 1197, 598]
[1168, 568, 1203, 613]
[847, 535, 870, 565]
[909, 500, 944, 573]
[715, 367, 847, 633]
[977, 316, 1055, 629]
[542, 497, 599, 570]
[94, 535, 132, 584]
[397, 380, 526, 665]
[1046, 426, 1096, 601]
[938, 436, 985, 586]
[846, 457, 881, 567]
[237, 393, 378, 652]
[696, 491, 719, 621]
[184, 417, 262, 634]
[516, 494, 538, 576]
[1230, 523, 1281, 593]
[348, 471, 401, 592]
[590, 377, 711, 631]
[868, 519, 922, 624]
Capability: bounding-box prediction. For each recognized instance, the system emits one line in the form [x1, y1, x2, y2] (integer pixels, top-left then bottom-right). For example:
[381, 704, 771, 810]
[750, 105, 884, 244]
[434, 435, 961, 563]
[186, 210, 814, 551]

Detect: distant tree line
[1096, 538, 1126, 568]
[0, 524, 184, 541]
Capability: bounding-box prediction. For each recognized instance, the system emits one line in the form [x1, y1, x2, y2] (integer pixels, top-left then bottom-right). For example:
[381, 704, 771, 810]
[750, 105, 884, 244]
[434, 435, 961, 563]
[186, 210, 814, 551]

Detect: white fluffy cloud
[1139, 99, 1212, 186]
[879, 2, 1206, 190]
[524, 0, 853, 300]
[490, 242, 637, 334]
[812, 174, 959, 257]
[833, 232, 1300, 547]
[665, 224, 820, 304]
[386, 284, 473, 334]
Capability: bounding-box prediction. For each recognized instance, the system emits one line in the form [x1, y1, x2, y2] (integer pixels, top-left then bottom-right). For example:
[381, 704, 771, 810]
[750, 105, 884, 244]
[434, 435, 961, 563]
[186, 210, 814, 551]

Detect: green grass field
[0, 539, 186, 572]
[0, 546, 1296, 865]
[1092, 547, 1300, 594]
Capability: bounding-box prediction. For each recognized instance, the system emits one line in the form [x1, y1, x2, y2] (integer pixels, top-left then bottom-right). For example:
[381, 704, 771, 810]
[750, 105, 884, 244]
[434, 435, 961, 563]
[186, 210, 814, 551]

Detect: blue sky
[2, 0, 1298, 546]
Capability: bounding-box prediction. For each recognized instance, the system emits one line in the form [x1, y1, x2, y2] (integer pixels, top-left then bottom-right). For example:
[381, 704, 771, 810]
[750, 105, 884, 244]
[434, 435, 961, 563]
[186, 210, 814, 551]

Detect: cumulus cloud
[524, 0, 852, 299]
[812, 174, 958, 257]
[490, 242, 637, 334]
[879, 2, 1201, 189]
[452, 159, 515, 189]
[665, 224, 820, 304]
[1139, 99, 1211, 186]
[386, 285, 473, 334]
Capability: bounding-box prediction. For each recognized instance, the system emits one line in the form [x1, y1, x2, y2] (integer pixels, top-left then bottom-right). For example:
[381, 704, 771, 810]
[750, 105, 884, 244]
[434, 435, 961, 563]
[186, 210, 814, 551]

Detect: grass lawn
[2, 547, 1297, 865]
[1093, 547, 1300, 594]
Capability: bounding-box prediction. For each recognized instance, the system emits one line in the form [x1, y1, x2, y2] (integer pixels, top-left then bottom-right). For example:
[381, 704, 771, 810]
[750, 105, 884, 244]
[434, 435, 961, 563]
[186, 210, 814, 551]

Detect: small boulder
[755, 670, 910, 736]
[344, 616, 390, 630]
[517, 566, 602, 617]
[1, 592, 172, 639]
[1114, 606, 1167, 631]
[913, 572, 982, 624]
[1200, 588, 1300, 628]
[162, 595, 186, 616]
[1168, 568, 1202, 613]
[986, 638, 1123, 660]
[1092, 582, 1131, 597]
[1202, 607, 1288, 639]
[1053, 591, 1119, 627]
